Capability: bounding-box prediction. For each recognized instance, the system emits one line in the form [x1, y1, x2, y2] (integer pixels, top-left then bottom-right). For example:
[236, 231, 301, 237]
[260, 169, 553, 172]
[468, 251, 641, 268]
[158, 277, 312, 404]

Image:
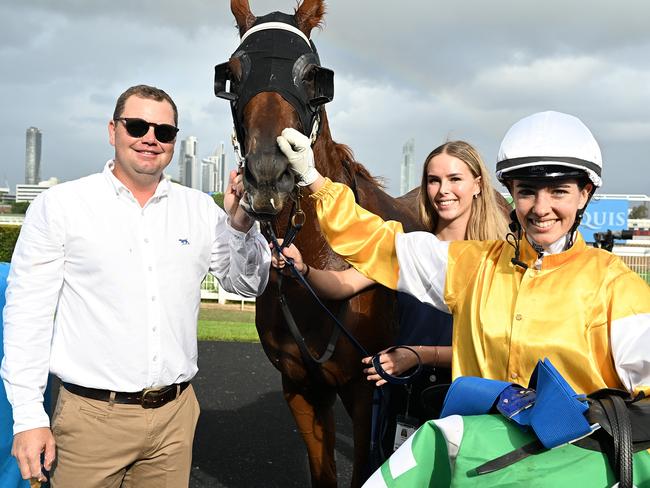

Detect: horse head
[215, 0, 333, 220]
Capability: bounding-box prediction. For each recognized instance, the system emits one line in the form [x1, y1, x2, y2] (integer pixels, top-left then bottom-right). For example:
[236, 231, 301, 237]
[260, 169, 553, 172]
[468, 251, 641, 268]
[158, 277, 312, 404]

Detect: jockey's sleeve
[608, 268, 650, 397]
[311, 178, 450, 312]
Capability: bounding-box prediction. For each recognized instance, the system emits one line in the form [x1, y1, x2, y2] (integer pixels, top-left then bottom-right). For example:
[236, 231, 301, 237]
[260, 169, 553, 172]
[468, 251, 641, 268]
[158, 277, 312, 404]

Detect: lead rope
[268, 225, 370, 358]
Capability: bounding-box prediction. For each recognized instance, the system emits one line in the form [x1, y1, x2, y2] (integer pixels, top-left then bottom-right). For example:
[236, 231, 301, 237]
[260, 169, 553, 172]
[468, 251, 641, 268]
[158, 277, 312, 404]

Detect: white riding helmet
[496, 111, 602, 188]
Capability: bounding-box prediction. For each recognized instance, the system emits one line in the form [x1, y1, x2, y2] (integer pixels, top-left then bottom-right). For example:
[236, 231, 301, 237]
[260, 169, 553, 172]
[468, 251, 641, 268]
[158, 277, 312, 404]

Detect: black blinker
[309, 66, 334, 107]
[214, 62, 238, 101]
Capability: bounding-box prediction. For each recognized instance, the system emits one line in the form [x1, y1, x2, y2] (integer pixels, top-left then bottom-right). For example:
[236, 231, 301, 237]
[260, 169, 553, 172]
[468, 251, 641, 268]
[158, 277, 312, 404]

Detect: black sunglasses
[114, 117, 179, 143]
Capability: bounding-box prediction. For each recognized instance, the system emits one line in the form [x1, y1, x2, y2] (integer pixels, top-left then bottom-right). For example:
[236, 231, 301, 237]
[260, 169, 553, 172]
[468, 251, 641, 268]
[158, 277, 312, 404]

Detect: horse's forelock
[294, 0, 326, 36]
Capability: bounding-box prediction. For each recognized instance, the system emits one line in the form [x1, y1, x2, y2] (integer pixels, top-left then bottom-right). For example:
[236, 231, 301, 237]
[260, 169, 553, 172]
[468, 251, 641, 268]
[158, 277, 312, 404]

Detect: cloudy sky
[1, 0, 650, 196]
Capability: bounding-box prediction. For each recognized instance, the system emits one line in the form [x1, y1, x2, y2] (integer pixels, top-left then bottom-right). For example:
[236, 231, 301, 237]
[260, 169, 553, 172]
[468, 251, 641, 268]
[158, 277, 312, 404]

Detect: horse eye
[234, 53, 252, 83]
[299, 68, 318, 103]
[302, 66, 316, 83]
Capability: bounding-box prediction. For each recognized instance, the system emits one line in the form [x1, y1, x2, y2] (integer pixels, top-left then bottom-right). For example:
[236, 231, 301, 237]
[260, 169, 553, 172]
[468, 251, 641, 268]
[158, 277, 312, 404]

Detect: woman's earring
[473, 193, 479, 199]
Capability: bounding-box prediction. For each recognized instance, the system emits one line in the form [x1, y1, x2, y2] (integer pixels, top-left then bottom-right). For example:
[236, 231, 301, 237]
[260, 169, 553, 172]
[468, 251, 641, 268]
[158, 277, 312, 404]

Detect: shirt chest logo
[178, 238, 190, 245]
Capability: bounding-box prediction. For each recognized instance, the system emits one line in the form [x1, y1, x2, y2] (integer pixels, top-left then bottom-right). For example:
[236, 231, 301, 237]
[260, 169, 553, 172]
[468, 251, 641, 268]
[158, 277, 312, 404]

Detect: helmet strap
[507, 210, 528, 270]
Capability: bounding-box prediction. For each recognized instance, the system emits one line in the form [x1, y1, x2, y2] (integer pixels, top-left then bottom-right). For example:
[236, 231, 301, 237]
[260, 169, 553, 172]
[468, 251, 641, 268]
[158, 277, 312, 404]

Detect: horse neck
[312, 112, 349, 183]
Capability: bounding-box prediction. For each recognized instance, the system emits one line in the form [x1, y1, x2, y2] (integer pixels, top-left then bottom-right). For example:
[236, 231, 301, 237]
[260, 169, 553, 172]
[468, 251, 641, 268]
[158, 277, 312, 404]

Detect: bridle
[213, 11, 334, 167]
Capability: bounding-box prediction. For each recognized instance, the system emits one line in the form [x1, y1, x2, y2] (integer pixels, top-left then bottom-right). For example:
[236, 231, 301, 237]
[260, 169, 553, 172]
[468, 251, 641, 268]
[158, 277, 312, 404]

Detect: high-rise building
[25, 127, 42, 185]
[178, 136, 200, 190]
[201, 142, 227, 194]
[400, 138, 416, 195]
[16, 177, 58, 202]
[201, 159, 214, 194]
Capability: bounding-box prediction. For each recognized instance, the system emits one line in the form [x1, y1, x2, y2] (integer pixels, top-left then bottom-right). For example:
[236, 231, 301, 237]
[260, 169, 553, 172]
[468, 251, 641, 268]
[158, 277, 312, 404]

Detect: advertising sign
[579, 199, 628, 242]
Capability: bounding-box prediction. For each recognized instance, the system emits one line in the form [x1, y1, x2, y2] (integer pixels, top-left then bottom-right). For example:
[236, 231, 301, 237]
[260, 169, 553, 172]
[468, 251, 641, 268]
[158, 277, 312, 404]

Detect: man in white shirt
[1, 84, 270, 487]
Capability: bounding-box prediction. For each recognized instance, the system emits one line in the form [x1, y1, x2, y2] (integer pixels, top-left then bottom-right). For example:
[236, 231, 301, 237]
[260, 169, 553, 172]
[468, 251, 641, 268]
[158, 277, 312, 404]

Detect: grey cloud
[1, 0, 649, 196]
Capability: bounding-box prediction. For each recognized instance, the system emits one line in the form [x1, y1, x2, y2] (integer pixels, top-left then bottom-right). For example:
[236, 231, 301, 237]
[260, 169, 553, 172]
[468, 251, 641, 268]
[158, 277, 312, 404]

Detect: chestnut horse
[216, 1, 424, 486]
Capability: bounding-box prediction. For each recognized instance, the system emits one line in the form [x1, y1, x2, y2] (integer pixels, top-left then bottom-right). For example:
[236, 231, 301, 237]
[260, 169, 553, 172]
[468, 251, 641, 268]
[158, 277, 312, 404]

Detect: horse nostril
[277, 169, 295, 193]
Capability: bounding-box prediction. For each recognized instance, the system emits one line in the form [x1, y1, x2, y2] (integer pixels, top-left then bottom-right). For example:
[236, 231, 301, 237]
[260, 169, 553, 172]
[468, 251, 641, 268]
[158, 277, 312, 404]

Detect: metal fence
[614, 248, 650, 284]
[199, 242, 650, 307]
[200, 273, 255, 308]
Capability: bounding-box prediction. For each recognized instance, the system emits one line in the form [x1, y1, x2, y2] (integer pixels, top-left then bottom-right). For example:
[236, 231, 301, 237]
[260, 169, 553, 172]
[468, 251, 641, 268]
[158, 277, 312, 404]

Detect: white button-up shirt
[1, 161, 270, 434]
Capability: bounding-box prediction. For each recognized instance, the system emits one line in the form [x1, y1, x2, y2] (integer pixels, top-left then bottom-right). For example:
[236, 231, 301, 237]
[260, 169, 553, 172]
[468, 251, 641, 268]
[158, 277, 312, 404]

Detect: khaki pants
[50, 384, 200, 488]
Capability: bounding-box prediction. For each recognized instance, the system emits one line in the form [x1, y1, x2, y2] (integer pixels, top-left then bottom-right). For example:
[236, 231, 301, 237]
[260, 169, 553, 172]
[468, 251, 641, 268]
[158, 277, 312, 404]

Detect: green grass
[199, 307, 255, 323]
[197, 320, 258, 342]
[197, 305, 258, 342]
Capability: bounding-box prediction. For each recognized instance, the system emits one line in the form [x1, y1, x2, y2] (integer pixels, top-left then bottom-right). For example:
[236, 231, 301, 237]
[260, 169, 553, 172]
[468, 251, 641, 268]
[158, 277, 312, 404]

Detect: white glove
[276, 128, 320, 186]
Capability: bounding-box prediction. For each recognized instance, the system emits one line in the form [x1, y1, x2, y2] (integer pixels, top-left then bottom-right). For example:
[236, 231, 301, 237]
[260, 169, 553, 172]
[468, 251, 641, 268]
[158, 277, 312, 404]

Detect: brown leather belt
[62, 381, 190, 409]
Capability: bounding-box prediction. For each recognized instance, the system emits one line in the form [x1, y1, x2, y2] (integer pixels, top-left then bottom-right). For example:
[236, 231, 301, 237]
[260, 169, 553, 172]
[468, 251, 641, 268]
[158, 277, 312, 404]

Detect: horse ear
[231, 0, 256, 37]
[295, 0, 326, 37]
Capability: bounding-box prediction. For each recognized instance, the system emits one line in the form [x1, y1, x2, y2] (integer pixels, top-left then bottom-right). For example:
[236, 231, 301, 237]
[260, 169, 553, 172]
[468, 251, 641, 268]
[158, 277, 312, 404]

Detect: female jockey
[276, 111, 650, 397]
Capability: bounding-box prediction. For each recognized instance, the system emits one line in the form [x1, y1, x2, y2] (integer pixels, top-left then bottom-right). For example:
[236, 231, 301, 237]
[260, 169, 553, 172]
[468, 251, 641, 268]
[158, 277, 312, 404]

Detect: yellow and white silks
[311, 178, 650, 396]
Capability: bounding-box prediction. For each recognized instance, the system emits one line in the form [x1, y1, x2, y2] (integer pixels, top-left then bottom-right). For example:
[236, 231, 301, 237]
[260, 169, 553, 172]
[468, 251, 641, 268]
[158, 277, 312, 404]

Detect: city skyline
[1, 1, 649, 197]
[3, 128, 229, 194]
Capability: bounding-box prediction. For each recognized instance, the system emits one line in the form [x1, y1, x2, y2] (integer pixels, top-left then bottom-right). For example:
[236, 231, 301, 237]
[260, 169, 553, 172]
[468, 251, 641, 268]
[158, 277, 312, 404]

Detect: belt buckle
[141, 387, 164, 409]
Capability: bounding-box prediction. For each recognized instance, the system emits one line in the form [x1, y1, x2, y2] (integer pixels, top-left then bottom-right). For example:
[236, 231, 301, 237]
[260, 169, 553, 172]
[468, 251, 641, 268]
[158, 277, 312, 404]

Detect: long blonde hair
[418, 140, 508, 240]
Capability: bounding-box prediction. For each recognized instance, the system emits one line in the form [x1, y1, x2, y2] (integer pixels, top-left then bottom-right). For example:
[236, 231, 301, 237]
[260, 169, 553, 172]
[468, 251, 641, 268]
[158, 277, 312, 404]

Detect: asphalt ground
[47, 340, 354, 487]
[189, 341, 353, 487]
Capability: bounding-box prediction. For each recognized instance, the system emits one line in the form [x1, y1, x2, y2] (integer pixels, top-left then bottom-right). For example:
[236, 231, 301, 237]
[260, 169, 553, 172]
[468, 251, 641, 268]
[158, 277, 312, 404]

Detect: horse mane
[333, 141, 386, 189]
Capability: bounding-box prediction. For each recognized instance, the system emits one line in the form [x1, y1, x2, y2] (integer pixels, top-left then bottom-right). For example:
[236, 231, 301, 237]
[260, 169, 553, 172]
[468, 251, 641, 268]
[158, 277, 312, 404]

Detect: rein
[264, 197, 367, 360]
[266, 187, 423, 385]
[260, 191, 342, 366]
